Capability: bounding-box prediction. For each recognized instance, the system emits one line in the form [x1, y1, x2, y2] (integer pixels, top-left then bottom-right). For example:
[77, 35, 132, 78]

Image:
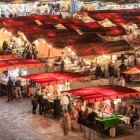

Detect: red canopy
[10, 59, 45, 69]
[0, 10, 139, 56]
[0, 59, 45, 71]
[22, 72, 89, 86]
[0, 61, 14, 70]
[123, 66, 140, 75]
[0, 54, 18, 60]
[69, 86, 139, 103]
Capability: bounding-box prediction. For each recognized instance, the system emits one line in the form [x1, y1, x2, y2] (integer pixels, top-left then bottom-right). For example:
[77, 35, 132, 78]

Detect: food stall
[0, 59, 46, 95]
[0, 59, 45, 71]
[122, 66, 140, 83]
[0, 54, 18, 60]
[68, 85, 140, 136]
[21, 71, 90, 95]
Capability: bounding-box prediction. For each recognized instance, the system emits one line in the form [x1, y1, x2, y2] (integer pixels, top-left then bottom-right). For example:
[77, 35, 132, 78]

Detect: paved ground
[0, 97, 86, 140]
[0, 78, 140, 140]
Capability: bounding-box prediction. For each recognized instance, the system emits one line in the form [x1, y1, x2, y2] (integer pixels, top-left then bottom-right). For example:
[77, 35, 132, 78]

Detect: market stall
[0, 59, 45, 71]
[0, 11, 138, 76]
[0, 59, 46, 95]
[122, 66, 140, 83]
[22, 71, 90, 85]
[0, 11, 138, 61]
[69, 86, 139, 102]
[21, 71, 90, 95]
[68, 85, 139, 135]
[0, 59, 46, 79]
[0, 54, 18, 60]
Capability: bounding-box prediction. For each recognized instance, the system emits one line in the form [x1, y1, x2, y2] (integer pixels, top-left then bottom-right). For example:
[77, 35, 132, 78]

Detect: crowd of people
[119, 103, 139, 128]
[95, 61, 127, 86]
[30, 85, 140, 136]
[31, 89, 70, 117]
[1, 54, 139, 137]
[1, 75, 33, 102]
[1, 40, 38, 60]
[0, 2, 61, 18]
[53, 56, 129, 87]
[5, 77, 23, 102]
[1, 40, 12, 54]
[22, 43, 38, 60]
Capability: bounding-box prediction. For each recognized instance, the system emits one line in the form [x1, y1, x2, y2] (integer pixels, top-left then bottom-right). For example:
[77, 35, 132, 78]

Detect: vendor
[119, 102, 128, 116]
[127, 105, 134, 117]
[87, 105, 98, 127]
[130, 107, 139, 128]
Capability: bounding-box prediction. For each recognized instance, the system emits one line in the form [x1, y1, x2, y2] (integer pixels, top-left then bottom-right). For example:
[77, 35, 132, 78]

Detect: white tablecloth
[120, 116, 130, 124]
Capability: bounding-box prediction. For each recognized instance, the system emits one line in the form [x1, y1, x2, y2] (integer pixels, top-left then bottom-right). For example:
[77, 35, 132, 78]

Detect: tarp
[0, 59, 45, 71]
[69, 86, 139, 103]
[70, 40, 132, 56]
[0, 10, 139, 57]
[123, 66, 140, 75]
[0, 54, 18, 60]
[22, 71, 90, 86]
[0, 61, 14, 70]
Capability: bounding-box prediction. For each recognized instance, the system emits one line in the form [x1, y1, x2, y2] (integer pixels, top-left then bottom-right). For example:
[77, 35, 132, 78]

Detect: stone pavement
[0, 78, 139, 140]
[0, 97, 86, 140]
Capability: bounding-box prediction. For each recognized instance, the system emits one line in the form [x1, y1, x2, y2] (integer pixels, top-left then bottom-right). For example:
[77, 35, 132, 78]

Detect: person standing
[95, 65, 102, 78]
[38, 96, 44, 115]
[2, 41, 9, 52]
[60, 59, 65, 72]
[15, 79, 22, 99]
[31, 94, 38, 114]
[22, 47, 27, 59]
[61, 93, 70, 112]
[32, 44, 38, 60]
[25, 46, 33, 59]
[119, 62, 127, 76]
[53, 96, 62, 119]
[7, 77, 14, 102]
[119, 102, 127, 116]
[117, 76, 125, 87]
[130, 107, 139, 128]
[77, 108, 85, 131]
[1, 74, 8, 94]
[127, 105, 134, 117]
[37, 89, 44, 115]
[108, 64, 115, 85]
[61, 111, 71, 135]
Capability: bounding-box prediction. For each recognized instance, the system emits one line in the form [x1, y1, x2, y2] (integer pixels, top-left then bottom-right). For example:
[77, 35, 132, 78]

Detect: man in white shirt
[118, 76, 125, 87]
[61, 93, 70, 112]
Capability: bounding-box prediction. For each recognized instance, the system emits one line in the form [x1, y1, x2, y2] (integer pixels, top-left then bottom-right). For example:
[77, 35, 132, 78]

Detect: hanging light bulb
[34, 40, 39, 45]
[8, 32, 12, 35]
[42, 39, 45, 43]
[71, 51, 75, 56]
[68, 48, 71, 52]
[49, 45, 52, 48]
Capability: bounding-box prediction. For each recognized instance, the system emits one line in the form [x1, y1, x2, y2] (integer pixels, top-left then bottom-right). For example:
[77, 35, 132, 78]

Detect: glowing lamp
[49, 45, 52, 48]
[71, 52, 75, 56]
[68, 48, 71, 52]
